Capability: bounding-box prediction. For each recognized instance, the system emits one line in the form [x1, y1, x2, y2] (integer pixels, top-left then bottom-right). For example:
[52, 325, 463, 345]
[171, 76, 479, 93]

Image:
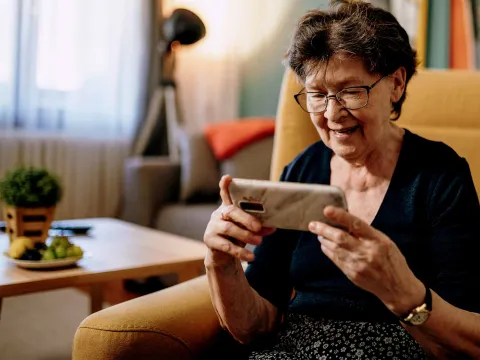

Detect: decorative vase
[3, 205, 55, 244]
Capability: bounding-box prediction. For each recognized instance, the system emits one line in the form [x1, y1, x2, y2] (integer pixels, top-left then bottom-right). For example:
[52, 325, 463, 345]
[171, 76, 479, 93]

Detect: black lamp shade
[163, 9, 206, 47]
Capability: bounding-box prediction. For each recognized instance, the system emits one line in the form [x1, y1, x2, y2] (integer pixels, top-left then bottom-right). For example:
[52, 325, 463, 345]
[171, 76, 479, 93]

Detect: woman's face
[304, 55, 404, 161]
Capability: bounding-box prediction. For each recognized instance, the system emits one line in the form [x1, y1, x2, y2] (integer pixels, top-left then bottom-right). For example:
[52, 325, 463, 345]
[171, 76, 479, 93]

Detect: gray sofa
[122, 130, 273, 240]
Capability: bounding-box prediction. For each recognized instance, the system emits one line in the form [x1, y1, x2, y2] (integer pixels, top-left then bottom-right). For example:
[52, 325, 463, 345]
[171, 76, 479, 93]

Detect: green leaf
[0, 166, 63, 207]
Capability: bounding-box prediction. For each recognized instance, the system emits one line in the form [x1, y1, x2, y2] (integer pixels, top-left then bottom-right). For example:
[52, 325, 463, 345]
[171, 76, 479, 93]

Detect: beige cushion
[155, 203, 218, 241]
[178, 129, 220, 202]
[220, 136, 273, 180]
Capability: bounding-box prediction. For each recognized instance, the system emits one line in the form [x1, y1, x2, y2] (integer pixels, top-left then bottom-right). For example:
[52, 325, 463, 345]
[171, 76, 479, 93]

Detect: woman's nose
[324, 96, 345, 123]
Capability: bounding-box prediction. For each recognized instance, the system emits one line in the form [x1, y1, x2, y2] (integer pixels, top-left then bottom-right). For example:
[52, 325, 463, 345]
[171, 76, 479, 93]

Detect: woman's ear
[390, 67, 407, 103]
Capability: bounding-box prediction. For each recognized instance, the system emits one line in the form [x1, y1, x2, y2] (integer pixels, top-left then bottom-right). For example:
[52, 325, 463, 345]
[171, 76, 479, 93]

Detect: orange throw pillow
[204, 118, 275, 161]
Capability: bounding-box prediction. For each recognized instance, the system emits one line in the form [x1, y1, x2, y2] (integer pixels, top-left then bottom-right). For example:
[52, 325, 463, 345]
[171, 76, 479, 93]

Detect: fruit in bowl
[7, 235, 83, 261]
[8, 236, 35, 259]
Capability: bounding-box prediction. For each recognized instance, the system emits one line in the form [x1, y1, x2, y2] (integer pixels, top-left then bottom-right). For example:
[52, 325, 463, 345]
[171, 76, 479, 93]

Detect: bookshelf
[374, 0, 479, 70]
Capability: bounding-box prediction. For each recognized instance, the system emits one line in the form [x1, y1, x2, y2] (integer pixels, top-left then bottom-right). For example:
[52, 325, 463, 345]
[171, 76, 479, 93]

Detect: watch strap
[399, 284, 432, 324]
[424, 285, 432, 311]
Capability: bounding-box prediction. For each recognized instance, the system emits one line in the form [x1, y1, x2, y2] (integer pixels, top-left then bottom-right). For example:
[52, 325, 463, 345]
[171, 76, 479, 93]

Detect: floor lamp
[125, 8, 206, 294]
[132, 8, 206, 160]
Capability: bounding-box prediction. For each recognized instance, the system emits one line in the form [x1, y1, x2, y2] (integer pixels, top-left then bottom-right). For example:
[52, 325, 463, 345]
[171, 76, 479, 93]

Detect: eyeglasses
[294, 75, 388, 114]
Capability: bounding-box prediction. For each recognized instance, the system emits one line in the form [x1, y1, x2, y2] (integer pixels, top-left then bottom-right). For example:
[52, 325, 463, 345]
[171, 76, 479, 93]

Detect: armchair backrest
[270, 68, 480, 195]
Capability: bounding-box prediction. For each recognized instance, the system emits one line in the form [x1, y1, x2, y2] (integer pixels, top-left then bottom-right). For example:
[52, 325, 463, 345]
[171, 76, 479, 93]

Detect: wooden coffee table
[0, 218, 207, 319]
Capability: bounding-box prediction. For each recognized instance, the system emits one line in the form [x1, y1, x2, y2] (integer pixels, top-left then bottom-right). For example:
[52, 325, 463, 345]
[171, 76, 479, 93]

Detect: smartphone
[228, 178, 348, 231]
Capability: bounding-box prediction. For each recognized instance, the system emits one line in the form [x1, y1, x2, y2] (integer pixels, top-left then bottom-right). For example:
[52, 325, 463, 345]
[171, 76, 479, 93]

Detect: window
[0, 0, 150, 137]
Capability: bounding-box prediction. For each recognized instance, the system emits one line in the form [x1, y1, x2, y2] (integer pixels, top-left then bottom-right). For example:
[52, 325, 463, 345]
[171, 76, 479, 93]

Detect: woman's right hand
[204, 175, 276, 267]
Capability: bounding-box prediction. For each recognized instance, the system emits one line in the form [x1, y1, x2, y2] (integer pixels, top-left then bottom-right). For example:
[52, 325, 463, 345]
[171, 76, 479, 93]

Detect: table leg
[90, 283, 104, 314]
[177, 264, 205, 283]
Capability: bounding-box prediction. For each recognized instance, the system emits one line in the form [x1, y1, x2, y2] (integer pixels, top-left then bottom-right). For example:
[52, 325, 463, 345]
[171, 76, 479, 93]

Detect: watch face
[410, 312, 429, 325]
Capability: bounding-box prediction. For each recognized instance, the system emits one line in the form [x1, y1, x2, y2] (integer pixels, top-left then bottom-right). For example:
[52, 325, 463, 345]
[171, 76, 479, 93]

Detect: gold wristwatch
[399, 285, 432, 326]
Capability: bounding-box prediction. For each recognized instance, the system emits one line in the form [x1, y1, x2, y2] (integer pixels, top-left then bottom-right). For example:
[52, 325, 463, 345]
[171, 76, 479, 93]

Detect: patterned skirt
[248, 313, 428, 360]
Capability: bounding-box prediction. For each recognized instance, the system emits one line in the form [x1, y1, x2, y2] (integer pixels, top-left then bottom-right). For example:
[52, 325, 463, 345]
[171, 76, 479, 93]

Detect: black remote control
[0, 221, 92, 234]
[50, 222, 92, 235]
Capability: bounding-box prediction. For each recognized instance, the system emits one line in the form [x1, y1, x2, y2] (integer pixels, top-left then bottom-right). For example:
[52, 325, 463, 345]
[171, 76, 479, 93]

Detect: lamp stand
[132, 49, 182, 161]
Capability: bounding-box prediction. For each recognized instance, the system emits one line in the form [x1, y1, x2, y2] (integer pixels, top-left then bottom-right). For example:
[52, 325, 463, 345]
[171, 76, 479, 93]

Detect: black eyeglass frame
[294, 75, 388, 114]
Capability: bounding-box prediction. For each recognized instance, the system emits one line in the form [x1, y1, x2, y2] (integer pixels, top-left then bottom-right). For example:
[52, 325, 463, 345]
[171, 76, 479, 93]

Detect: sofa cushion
[220, 136, 273, 180]
[204, 118, 275, 160]
[178, 129, 220, 202]
[155, 203, 219, 241]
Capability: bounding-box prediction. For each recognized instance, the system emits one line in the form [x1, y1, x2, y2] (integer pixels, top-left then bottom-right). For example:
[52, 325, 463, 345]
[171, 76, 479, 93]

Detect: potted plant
[0, 166, 63, 244]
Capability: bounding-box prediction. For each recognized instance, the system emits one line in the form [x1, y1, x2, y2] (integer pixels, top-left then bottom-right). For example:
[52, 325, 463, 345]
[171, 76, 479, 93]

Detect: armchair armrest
[122, 156, 180, 227]
[73, 275, 231, 360]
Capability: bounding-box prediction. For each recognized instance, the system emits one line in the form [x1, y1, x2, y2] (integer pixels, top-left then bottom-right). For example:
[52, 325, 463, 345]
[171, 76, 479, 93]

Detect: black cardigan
[245, 129, 480, 322]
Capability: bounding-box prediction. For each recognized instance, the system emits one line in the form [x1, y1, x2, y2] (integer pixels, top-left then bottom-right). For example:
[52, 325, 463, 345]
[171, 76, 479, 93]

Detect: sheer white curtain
[0, 0, 150, 137]
[162, 0, 292, 131]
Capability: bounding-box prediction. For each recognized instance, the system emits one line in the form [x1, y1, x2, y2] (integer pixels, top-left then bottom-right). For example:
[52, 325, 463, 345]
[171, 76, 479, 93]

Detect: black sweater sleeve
[427, 158, 480, 313]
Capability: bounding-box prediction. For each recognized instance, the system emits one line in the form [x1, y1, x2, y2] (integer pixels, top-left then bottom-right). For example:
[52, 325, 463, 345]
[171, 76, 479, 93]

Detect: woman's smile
[330, 125, 361, 139]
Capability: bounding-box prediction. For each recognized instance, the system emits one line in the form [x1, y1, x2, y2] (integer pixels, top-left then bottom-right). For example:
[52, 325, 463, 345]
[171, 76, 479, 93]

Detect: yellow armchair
[73, 69, 480, 359]
[73, 275, 227, 359]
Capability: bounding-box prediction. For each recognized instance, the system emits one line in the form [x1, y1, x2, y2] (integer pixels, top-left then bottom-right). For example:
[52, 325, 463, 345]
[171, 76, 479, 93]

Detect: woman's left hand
[309, 205, 425, 316]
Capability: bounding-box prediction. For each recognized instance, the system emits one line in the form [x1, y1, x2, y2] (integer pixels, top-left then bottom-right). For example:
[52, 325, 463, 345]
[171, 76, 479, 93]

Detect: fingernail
[309, 222, 317, 231]
[318, 235, 324, 241]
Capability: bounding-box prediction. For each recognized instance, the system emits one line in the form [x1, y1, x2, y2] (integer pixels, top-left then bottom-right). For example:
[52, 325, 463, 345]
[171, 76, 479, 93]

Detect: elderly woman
[203, 1, 480, 359]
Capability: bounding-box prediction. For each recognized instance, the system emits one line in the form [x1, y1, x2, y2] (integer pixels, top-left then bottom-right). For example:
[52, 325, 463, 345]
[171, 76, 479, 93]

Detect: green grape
[55, 246, 67, 259]
[72, 245, 83, 257]
[61, 237, 71, 248]
[66, 247, 77, 258]
[50, 237, 59, 247]
[42, 249, 56, 261]
[51, 236, 71, 248]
